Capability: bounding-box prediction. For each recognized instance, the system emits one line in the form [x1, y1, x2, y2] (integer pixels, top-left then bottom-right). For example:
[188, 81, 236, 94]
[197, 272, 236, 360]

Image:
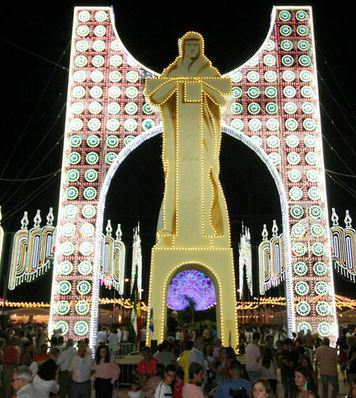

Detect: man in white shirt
[68, 341, 94, 398]
[245, 332, 261, 382]
[57, 338, 76, 398]
[97, 326, 108, 345]
[12, 366, 35, 398]
[154, 364, 176, 398]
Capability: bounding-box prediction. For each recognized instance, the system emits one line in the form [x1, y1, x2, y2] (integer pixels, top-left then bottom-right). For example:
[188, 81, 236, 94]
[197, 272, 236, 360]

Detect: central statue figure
[145, 32, 231, 248]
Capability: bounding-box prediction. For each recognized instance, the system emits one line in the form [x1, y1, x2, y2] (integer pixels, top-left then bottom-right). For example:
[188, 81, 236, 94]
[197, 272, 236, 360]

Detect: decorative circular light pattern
[263, 54, 276, 67]
[109, 71, 122, 83]
[297, 321, 312, 334]
[303, 118, 316, 131]
[86, 152, 99, 165]
[296, 301, 310, 316]
[83, 187, 97, 200]
[91, 55, 105, 67]
[293, 261, 308, 276]
[290, 205, 304, 219]
[67, 169, 80, 182]
[110, 55, 123, 67]
[105, 153, 116, 164]
[248, 118, 262, 131]
[296, 10, 308, 21]
[82, 205, 96, 219]
[110, 40, 122, 51]
[126, 86, 139, 99]
[124, 135, 135, 146]
[106, 135, 119, 148]
[306, 169, 319, 183]
[286, 135, 299, 148]
[89, 71, 103, 84]
[87, 118, 101, 131]
[61, 242, 75, 256]
[293, 242, 307, 257]
[77, 280, 91, 295]
[284, 102, 297, 115]
[311, 224, 325, 238]
[73, 86, 86, 99]
[266, 118, 279, 131]
[57, 301, 70, 315]
[92, 40, 106, 52]
[62, 223, 76, 237]
[265, 102, 277, 114]
[317, 322, 330, 337]
[248, 103, 260, 115]
[246, 71, 260, 83]
[60, 261, 73, 275]
[313, 261, 328, 276]
[142, 119, 155, 131]
[106, 118, 120, 131]
[95, 10, 107, 22]
[264, 39, 275, 51]
[78, 10, 91, 22]
[299, 55, 312, 67]
[108, 86, 121, 99]
[75, 300, 90, 315]
[58, 280, 72, 295]
[289, 186, 303, 200]
[280, 39, 293, 51]
[264, 71, 277, 82]
[266, 136, 280, 148]
[298, 40, 310, 51]
[77, 25, 90, 38]
[282, 70, 296, 83]
[291, 223, 305, 238]
[71, 118, 83, 131]
[316, 301, 329, 316]
[297, 25, 309, 36]
[88, 102, 102, 115]
[285, 118, 299, 131]
[64, 205, 77, 219]
[309, 205, 322, 219]
[125, 102, 138, 115]
[230, 71, 242, 83]
[280, 25, 293, 36]
[55, 321, 69, 335]
[265, 86, 277, 99]
[308, 187, 321, 201]
[78, 261, 93, 276]
[312, 282, 328, 301]
[312, 242, 325, 257]
[268, 153, 281, 165]
[108, 102, 120, 114]
[84, 169, 98, 183]
[93, 25, 106, 37]
[66, 187, 79, 200]
[283, 86, 296, 99]
[232, 87, 243, 99]
[300, 70, 312, 82]
[76, 40, 89, 52]
[74, 320, 89, 336]
[90, 86, 103, 99]
[231, 119, 244, 131]
[167, 270, 216, 311]
[73, 71, 86, 83]
[295, 281, 309, 296]
[287, 152, 301, 165]
[301, 86, 314, 98]
[250, 136, 262, 147]
[281, 55, 294, 67]
[305, 152, 318, 165]
[124, 119, 138, 132]
[79, 242, 94, 256]
[80, 223, 95, 237]
[302, 102, 314, 115]
[304, 135, 316, 148]
[247, 87, 260, 99]
[288, 169, 302, 183]
[126, 70, 139, 83]
[279, 10, 291, 21]
[74, 55, 88, 68]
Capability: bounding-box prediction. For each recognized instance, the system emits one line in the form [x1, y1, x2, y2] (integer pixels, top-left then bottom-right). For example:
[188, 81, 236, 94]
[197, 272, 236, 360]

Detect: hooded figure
[145, 32, 231, 248]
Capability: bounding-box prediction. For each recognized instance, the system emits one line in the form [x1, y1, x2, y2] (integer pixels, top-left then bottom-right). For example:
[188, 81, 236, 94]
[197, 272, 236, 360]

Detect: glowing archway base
[148, 249, 237, 348]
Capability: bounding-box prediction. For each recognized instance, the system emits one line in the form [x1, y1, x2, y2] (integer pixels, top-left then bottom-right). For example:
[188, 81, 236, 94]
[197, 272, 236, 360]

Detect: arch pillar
[147, 247, 238, 350]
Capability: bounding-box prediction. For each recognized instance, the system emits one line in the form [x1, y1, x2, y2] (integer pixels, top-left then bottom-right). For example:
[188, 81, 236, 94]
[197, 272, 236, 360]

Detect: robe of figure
[145, 32, 231, 248]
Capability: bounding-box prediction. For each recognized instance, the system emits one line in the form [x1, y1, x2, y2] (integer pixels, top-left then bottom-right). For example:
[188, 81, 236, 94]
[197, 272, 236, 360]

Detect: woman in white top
[32, 358, 59, 398]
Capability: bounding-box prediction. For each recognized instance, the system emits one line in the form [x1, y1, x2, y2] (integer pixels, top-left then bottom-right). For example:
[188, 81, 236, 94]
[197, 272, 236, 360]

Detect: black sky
[1, 1, 356, 301]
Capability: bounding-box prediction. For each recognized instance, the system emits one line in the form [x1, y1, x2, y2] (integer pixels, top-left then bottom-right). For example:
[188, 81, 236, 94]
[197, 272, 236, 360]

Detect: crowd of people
[0, 321, 356, 397]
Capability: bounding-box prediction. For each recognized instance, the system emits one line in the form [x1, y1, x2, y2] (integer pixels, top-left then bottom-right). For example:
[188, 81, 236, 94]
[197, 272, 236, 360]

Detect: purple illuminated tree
[167, 270, 216, 311]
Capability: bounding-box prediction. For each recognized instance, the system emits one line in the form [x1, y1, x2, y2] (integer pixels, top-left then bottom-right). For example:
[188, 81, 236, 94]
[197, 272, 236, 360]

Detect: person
[94, 344, 120, 397]
[128, 381, 142, 398]
[32, 358, 60, 398]
[2, 335, 21, 398]
[315, 337, 339, 398]
[182, 362, 205, 398]
[299, 356, 317, 392]
[280, 338, 299, 398]
[141, 363, 165, 398]
[345, 378, 356, 398]
[137, 346, 158, 387]
[97, 327, 108, 345]
[20, 341, 34, 366]
[154, 364, 176, 398]
[336, 328, 349, 383]
[294, 366, 317, 398]
[260, 348, 277, 394]
[251, 378, 274, 398]
[154, 340, 176, 367]
[177, 341, 193, 383]
[56, 338, 76, 398]
[107, 327, 120, 357]
[173, 367, 184, 398]
[68, 341, 94, 398]
[144, 32, 231, 248]
[189, 336, 206, 373]
[12, 366, 35, 398]
[246, 332, 261, 382]
[214, 359, 252, 398]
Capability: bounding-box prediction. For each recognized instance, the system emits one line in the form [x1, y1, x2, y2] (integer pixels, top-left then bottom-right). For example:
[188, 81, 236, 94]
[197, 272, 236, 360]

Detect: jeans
[320, 374, 338, 398]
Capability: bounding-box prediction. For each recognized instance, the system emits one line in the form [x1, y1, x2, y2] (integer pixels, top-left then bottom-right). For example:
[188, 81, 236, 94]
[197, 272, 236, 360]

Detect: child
[173, 368, 184, 398]
[128, 381, 142, 398]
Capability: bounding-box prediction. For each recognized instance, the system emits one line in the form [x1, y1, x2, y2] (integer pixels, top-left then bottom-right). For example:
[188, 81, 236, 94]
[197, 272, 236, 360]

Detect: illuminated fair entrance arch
[49, 6, 338, 350]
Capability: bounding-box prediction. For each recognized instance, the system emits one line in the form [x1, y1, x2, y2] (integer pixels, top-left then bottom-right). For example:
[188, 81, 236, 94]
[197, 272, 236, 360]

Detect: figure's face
[294, 371, 306, 388]
[252, 382, 268, 398]
[184, 40, 200, 59]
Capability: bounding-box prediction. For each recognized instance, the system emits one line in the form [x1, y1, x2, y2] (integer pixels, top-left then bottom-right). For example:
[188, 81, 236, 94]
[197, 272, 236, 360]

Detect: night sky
[1, 1, 356, 302]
